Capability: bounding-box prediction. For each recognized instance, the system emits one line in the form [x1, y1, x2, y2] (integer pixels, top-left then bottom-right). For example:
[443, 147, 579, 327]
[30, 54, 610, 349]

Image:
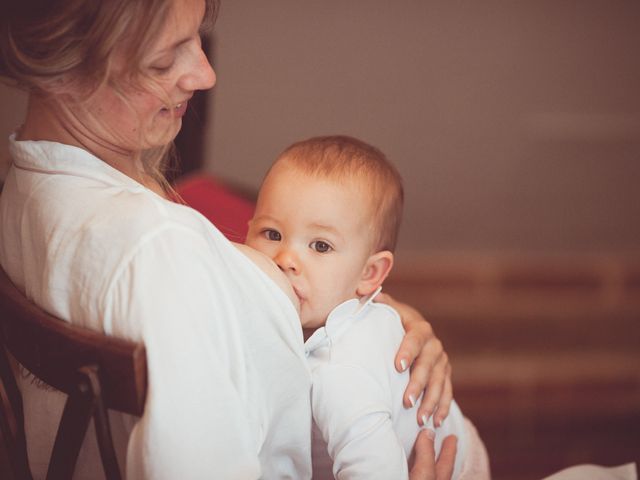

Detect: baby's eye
[264, 229, 282, 241]
[310, 240, 332, 253]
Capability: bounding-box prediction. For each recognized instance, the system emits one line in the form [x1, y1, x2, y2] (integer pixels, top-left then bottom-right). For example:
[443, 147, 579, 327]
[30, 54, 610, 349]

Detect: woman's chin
[145, 118, 182, 148]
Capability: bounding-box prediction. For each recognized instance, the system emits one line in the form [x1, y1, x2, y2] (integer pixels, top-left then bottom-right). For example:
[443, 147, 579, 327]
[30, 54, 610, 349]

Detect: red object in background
[174, 173, 256, 243]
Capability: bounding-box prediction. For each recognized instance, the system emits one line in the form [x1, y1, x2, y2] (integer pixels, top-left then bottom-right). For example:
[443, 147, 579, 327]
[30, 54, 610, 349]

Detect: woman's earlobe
[356, 251, 394, 296]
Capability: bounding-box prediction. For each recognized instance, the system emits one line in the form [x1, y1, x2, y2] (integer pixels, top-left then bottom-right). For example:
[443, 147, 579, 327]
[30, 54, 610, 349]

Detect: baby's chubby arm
[313, 364, 411, 479]
[233, 243, 301, 314]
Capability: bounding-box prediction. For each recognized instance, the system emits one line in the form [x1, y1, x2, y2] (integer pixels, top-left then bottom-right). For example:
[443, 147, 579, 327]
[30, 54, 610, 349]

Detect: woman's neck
[19, 94, 167, 197]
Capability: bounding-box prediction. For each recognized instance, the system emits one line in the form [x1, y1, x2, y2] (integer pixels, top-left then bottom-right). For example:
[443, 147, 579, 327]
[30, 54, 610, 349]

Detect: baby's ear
[356, 251, 394, 297]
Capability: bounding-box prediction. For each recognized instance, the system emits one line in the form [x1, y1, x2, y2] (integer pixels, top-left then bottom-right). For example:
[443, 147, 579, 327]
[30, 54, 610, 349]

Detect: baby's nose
[274, 249, 299, 273]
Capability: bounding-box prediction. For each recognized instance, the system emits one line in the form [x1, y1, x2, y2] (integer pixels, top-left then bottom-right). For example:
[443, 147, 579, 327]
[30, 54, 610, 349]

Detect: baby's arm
[233, 243, 300, 313]
[313, 364, 411, 479]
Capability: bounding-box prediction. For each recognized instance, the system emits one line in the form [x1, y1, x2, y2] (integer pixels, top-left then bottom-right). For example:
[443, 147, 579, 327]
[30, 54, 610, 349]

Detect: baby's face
[246, 164, 374, 329]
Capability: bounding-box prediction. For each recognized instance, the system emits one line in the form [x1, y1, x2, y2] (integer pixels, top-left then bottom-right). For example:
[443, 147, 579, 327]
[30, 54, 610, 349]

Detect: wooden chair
[0, 268, 147, 480]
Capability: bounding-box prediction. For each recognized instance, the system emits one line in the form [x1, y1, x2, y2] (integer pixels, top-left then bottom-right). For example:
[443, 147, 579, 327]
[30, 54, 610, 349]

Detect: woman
[0, 0, 454, 478]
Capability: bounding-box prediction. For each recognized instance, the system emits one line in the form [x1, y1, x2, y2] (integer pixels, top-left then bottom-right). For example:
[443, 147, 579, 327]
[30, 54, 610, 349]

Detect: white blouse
[0, 135, 312, 479]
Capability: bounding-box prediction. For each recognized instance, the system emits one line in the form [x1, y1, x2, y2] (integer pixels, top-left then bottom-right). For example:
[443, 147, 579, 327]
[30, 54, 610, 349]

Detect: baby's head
[246, 135, 404, 329]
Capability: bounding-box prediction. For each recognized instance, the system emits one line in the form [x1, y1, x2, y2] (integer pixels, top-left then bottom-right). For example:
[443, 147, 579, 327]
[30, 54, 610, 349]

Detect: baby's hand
[234, 243, 300, 314]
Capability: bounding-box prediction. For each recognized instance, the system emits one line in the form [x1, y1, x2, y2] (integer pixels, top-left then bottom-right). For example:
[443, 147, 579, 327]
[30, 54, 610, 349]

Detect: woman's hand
[410, 431, 457, 480]
[375, 292, 452, 427]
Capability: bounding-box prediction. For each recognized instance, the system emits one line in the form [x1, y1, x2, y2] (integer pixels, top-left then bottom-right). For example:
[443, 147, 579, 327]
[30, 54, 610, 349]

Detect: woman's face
[83, 0, 216, 151]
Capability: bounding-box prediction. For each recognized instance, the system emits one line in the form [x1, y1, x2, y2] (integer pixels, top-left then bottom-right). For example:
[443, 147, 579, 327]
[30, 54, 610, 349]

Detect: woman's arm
[375, 293, 453, 428]
[113, 232, 264, 479]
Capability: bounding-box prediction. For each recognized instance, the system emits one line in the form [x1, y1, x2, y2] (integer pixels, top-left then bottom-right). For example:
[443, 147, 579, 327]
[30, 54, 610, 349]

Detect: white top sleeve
[107, 226, 262, 479]
[312, 363, 409, 480]
[1, 137, 312, 479]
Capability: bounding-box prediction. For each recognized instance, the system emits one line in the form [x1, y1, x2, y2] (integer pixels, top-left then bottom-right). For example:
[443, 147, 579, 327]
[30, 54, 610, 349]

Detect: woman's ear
[356, 251, 394, 297]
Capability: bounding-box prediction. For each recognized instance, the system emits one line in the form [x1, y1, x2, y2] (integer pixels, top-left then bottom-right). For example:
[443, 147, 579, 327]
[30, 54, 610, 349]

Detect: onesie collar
[304, 287, 382, 356]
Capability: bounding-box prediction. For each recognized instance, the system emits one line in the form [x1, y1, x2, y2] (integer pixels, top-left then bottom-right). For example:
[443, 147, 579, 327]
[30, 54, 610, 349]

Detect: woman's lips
[174, 101, 188, 117]
[160, 100, 189, 118]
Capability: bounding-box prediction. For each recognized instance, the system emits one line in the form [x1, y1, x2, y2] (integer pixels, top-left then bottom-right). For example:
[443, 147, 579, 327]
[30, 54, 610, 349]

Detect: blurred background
[1, 1, 639, 478]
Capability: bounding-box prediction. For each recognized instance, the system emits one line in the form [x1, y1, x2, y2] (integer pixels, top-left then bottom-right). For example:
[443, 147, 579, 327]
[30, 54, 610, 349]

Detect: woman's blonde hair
[0, 0, 220, 190]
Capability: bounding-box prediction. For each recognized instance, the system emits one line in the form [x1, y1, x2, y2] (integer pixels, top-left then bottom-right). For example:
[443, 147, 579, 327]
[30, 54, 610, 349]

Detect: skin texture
[233, 243, 301, 313]
[246, 161, 453, 428]
[246, 163, 393, 330]
[245, 161, 455, 472]
[410, 431, 458, 480]
[18, 0, 215, 191]
[240, 169, 458, 429]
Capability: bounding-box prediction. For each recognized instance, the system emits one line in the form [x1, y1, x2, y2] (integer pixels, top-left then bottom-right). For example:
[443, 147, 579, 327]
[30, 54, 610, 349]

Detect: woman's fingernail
[426, 428, 436, 440]
[400, 359, 407, 371]
[409, 394, 416, 407]
[421, 413, 434, 429]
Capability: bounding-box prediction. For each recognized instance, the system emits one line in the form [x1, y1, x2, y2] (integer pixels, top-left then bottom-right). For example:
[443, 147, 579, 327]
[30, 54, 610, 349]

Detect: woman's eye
[265, 230, 281, 241]
[150, 57, 176, 73]
[151, 64, 173, 73]
[311, 241, 332, 253]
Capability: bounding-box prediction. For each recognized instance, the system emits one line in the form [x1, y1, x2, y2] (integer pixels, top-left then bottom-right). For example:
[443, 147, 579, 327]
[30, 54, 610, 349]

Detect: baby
[245, 135, 487, 479]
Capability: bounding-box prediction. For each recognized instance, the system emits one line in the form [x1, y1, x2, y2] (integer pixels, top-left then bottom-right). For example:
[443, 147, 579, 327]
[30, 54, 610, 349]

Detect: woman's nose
[179, 42, 216, 92]
[274, 249, 299, 274]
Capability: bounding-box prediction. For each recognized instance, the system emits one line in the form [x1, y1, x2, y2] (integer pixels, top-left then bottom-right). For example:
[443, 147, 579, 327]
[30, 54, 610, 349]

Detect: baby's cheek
[244, 235, 257, 249]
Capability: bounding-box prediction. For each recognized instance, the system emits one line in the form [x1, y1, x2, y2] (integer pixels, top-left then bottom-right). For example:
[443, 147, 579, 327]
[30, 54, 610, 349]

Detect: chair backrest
[0, 267, 147, 480]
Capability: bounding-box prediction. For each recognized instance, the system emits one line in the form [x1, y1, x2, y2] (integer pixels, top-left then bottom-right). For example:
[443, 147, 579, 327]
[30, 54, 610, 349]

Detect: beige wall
[2, 2, 639, 258]
[206, 0, 640, 258]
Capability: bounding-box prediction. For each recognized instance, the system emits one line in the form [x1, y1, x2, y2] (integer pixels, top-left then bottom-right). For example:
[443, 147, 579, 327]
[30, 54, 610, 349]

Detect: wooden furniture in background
[0, 268, 147, 480]
[385, 254, 640, 480]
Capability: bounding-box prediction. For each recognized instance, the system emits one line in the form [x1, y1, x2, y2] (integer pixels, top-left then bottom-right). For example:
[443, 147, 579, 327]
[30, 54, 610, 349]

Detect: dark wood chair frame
[0, 268, 147, 480]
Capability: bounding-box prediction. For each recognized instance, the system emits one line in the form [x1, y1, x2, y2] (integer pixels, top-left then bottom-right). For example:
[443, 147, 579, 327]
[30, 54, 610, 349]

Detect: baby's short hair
[272, 135, 404, 252]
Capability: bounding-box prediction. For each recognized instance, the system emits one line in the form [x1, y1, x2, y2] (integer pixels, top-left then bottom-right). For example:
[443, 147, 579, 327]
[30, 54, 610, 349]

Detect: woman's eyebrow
[155, 36, 192, 55]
